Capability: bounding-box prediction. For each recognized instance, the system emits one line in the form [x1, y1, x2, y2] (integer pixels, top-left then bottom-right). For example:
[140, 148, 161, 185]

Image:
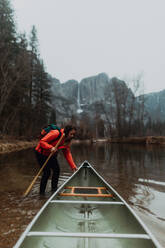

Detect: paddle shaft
[23, 133, 65, 197]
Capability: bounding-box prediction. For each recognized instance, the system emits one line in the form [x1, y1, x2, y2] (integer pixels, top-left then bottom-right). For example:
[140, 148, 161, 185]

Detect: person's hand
[51, 147, 57, 153]
[72, 167, 77, 172]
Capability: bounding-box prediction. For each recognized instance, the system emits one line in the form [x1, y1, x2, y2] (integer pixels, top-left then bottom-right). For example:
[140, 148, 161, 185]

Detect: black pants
[35, 151, 60, 194]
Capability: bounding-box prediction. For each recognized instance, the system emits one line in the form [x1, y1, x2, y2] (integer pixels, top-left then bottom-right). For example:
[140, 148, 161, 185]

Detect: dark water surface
[0, 143, 165, 247]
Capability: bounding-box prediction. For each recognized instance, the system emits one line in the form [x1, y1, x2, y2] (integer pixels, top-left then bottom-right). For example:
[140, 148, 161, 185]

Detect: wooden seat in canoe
[59, 186, 114, 197]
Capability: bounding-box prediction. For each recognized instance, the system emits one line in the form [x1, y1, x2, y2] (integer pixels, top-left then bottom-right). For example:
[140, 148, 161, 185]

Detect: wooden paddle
[23, 133, 65, 197]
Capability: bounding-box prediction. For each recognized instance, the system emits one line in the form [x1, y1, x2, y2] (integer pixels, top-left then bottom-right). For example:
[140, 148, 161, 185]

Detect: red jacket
[35, 128, 77, 170]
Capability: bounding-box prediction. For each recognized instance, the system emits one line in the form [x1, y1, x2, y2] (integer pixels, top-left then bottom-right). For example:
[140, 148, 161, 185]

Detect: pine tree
[32, 60, 52, 133]
[0, 0, 17, 121]
[29, 25, 39, 105]
[0, 1, 53, 137]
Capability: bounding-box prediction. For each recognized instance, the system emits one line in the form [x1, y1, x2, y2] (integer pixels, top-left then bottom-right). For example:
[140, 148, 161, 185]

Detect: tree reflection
[71, 143, 165, 207]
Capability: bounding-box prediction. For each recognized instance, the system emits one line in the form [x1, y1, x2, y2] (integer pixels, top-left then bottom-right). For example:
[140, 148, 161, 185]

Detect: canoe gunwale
[14, 165, 82, 248]
[87, 161, 162, 248]
[14, 160, 162, 248]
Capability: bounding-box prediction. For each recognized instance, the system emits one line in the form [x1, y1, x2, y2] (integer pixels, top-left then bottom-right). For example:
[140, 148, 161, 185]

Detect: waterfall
[77, 83, 83, 114]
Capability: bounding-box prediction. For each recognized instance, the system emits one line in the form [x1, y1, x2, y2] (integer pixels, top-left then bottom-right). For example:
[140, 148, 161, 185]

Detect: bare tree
[123, 73, 146, 136]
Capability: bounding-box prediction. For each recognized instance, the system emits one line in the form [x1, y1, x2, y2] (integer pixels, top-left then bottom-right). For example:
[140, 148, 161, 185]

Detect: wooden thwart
[59, 186, 113, 197]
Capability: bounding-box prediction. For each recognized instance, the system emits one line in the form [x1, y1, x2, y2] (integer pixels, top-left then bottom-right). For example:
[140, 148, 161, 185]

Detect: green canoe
[14, 161, 161, 248]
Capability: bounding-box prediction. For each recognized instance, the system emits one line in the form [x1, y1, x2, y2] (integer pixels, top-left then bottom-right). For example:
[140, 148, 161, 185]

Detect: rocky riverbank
[109, 136, 165, 145]
[0, 136, 165, 155]
[0, 139, 37, 154]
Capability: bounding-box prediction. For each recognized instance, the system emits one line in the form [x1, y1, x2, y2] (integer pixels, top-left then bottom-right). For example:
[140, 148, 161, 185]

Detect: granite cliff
[51, 73, 146, 133]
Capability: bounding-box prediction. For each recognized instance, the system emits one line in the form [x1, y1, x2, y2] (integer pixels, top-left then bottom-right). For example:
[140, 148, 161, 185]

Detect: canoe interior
[54, 165, 120, 201]
[19, 236, 156, 248]
[16, 163, 158, 248]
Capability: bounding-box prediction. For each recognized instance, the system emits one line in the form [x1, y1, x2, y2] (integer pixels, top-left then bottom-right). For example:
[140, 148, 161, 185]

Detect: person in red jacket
[35, 125, 77, 195]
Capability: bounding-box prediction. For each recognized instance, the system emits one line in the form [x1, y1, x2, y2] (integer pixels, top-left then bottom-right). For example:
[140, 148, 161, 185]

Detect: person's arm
[40, 130, 60, 150]
[62, 147, 77, 171]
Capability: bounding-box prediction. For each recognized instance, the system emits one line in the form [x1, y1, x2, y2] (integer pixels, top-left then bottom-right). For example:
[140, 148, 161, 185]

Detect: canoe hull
[14, 161, 161, 248]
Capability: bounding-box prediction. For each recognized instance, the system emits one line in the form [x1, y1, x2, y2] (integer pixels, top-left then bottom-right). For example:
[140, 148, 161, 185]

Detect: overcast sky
[12, 0, 165, 94]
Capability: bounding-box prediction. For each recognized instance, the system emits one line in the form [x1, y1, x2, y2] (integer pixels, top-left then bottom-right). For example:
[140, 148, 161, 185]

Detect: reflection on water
[0, 143, 165, 247]
[73, 143, 165, 247]
[72, 143, 165, 200]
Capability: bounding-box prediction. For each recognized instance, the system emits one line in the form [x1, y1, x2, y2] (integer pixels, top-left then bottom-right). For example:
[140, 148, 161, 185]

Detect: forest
[1, 0, 165, 141]
[0, 0, 53, 138]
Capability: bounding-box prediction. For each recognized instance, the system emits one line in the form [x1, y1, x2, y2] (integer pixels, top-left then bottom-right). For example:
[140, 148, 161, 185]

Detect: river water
[0, 143, 165, 247]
